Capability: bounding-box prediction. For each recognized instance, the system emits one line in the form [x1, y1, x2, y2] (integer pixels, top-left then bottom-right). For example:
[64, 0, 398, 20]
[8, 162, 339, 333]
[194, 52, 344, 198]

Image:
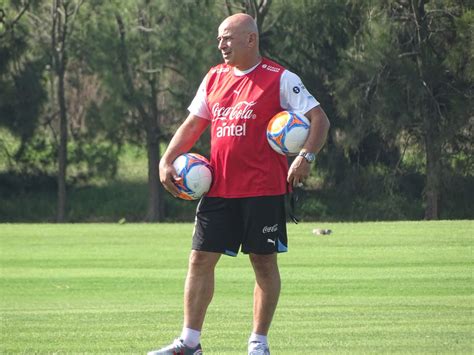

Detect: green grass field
[1, 221, 472, 354]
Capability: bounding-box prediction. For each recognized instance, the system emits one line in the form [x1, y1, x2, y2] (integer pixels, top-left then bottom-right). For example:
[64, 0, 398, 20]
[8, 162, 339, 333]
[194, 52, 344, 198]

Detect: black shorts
[192, 195, 288, 256]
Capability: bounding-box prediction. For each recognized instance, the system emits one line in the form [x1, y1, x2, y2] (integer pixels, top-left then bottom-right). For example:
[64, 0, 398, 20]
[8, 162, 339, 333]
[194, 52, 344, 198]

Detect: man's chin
[223, 57, 234, 66]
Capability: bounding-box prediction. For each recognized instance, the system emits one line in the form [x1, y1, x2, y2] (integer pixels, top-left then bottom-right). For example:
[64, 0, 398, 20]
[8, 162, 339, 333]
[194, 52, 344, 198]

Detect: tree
[334, 0, 473, 219]
[114, 5, 164, 221]
[0, 0, 46, 165]
[13, 0, 122, 187]
[82, 0, 219, 221]
[48, 0, 84, 221]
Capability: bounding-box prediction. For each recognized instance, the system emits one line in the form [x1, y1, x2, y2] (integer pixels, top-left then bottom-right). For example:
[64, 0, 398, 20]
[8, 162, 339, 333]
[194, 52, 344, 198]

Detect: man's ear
[248, 32, 258, 48]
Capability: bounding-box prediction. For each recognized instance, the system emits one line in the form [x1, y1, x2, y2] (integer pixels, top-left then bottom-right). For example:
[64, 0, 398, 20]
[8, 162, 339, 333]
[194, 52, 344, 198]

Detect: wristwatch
[298, 151, 316, 163]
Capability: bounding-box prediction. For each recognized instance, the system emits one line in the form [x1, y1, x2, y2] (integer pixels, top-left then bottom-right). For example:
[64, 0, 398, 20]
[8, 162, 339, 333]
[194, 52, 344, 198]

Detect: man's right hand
[159, 159, 181, 198]
[158, 114, 210, 198]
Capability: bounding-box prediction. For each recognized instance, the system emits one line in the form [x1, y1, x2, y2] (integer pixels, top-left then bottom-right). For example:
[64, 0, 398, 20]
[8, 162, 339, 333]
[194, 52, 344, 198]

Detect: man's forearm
[302, 106, 330, 154]
[161, 114, 210, 165]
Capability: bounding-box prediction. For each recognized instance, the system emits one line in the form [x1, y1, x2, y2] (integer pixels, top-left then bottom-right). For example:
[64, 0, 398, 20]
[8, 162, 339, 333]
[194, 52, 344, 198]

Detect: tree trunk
[424, 132, 440, 220]
[53, 0, 69, 222]
[411, 0, 440, 220]
[146, 133, 162, 222]
[57, 64, 68, 222]
[141, 5, 164, 222]
[145, 75, 163, 222]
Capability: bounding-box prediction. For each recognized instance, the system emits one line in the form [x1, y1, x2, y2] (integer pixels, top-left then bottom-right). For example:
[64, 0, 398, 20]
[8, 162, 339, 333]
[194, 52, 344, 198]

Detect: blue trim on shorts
[277, 239, 288, 252]
[224, 249, 238, 257]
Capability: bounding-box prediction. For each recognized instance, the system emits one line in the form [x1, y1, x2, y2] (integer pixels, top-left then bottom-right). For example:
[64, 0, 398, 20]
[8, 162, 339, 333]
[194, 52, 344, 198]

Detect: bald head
[217, 13, 261, 70]
[219, 13, 259, 36]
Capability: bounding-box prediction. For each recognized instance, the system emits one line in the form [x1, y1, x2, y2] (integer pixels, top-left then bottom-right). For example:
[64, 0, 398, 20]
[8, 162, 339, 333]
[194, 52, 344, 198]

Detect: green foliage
[68, 140, 120, 182]
[440, 169, 474, 219]
[330, 0, 473, 218]
[0, 171, 57, 221]
[308, 164, 424, 221]
[10, 135, 56, 174]
[76, 0, 221, 143]
[299, 195, 328, 220]
[445, 9, 474, 81]
[267, 0, 366, 116]
[0, 0, 472, 221]
[2, 133, 119, 181]
[1, 135, 471, 222]
[0, 1, 47, 145]
[0, 128, 18, 170]
[0, 144, 193, 222]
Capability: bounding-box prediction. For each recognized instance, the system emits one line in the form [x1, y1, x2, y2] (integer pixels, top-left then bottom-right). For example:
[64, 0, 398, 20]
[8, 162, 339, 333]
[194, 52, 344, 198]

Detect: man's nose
[218, 39, 226, 50]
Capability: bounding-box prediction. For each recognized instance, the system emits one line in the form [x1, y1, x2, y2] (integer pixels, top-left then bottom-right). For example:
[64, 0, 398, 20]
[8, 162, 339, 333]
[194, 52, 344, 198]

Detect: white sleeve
[280, 70, 319, 114]
[187, 74, 211, 120]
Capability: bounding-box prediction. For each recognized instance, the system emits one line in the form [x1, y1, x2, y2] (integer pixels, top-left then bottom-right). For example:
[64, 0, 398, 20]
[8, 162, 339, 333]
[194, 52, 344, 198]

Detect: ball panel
[267, 138, 284, 155]
[267, 130, 287, 155]
[285, 126, 309, 153]
[268, 111, 290, 134]
[187, 165, 212, 196]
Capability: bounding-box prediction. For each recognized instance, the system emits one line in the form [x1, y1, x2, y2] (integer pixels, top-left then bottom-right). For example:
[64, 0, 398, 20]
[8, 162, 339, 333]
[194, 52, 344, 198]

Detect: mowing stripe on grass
[1, 221, 472, 354]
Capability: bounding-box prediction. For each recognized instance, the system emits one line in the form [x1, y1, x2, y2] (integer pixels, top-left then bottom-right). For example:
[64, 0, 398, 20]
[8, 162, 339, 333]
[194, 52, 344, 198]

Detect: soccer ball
[172, 153, 212, 200]
[267, 111, 310, 155]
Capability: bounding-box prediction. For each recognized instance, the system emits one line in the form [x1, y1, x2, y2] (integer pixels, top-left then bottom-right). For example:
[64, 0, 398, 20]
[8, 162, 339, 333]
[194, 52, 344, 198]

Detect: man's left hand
[287, 155, 311, 187]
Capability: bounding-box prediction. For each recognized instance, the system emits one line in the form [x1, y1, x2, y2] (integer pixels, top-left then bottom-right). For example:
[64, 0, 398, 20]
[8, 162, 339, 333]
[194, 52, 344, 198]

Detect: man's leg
[249, 253, 281, 335]
[184, 250, 221, 331]
[147, 250, 220, 355]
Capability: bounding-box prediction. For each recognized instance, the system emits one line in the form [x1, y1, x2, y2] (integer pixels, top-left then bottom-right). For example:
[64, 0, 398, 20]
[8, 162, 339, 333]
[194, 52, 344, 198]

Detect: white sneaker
[248, 341, 270, 355]
[148, 338, 203, 355]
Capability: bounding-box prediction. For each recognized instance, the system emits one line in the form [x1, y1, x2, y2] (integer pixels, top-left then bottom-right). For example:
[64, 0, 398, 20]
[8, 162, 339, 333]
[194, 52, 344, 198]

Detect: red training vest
[205, 58, 288, 198]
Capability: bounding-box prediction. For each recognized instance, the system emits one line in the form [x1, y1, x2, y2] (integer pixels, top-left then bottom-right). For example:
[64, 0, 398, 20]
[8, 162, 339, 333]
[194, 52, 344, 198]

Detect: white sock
[180, 327, 201, 348]
[249, 332, 268, 346]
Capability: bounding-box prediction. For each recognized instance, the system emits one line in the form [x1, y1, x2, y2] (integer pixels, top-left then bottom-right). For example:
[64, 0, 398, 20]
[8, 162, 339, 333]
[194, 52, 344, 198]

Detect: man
[149, 13, 330, 355]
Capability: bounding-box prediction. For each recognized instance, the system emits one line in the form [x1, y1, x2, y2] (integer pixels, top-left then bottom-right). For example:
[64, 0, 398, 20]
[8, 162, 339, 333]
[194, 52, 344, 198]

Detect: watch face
[298, 151, 315, 162]
[305, 153, 315, 162]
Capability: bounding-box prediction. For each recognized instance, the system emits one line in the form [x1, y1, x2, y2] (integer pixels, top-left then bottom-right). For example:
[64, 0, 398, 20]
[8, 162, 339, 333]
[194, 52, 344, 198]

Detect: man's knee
[249, 253, 279, 276]
[188, 250, 220, 272]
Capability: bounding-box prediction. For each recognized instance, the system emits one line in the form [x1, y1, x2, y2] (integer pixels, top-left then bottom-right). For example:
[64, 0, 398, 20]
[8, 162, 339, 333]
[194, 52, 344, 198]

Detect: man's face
[217, 22, 249, 67]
